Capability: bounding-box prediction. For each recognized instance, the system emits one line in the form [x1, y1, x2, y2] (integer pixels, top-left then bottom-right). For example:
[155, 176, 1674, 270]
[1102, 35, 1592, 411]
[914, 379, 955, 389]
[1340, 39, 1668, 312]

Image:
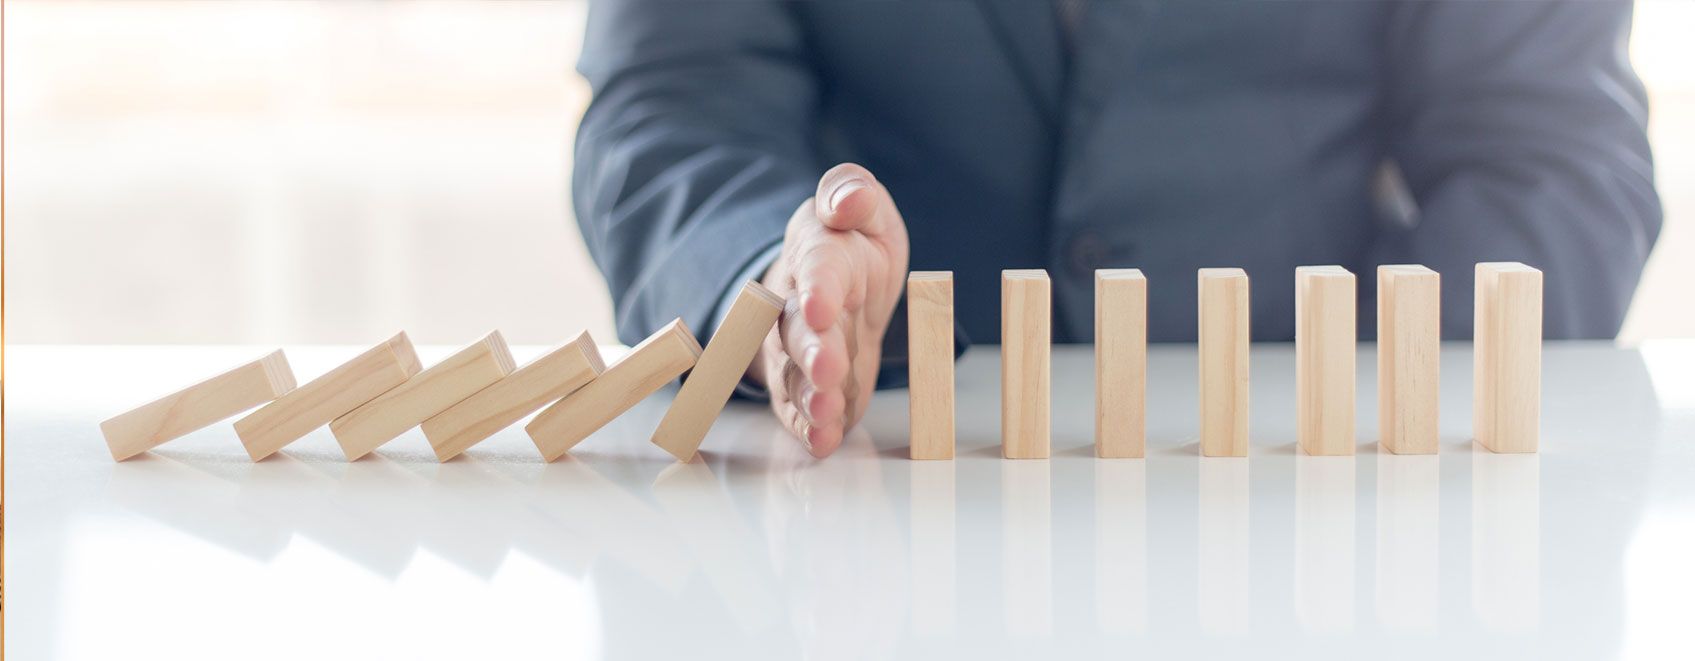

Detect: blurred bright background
[4, 0, 1692, 346]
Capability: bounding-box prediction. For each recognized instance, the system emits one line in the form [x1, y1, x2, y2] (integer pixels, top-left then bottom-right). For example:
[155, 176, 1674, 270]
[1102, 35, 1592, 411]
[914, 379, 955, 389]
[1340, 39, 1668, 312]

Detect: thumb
[814, 163, 894, 236]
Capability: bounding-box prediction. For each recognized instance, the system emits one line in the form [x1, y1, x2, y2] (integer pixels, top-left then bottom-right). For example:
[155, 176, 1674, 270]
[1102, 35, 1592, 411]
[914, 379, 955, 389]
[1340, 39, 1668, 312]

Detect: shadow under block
[101, 350, 297, 461]
[1198, 268, 1250, 457]
[420, 331, 605, 462]
[908, 271, 956, 460]
[1296, 266, 1357, 456]
[1002, 269, 1051, 459]
[651, 282, 784, 462]
[1474, 262, 1542, 453]
[330, 331, 517, 461]
[1095, 269, 1147, 458]
[234, 333, 422, 461]
[1378, 265, 1441, 454]
[527, 319, 703, 461]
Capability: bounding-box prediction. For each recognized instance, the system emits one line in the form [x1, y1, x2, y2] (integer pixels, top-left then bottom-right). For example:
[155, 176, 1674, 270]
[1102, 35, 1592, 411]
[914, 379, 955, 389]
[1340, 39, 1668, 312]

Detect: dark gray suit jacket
[573, 0, 1660, 350]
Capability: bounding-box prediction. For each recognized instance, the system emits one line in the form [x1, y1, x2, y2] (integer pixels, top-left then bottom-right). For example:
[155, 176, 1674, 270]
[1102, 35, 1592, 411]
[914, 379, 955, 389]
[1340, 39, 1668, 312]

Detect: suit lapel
[975, 0, 1065, 130]
[1064, 1, 1164, 137]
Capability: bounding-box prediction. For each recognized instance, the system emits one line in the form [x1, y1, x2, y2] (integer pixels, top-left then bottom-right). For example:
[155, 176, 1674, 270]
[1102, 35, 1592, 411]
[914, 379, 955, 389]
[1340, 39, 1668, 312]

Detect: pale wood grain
[651, 282, 784, 461]
[1002, 269, 1051, 459]
[908, 271, 956, 460]
[100, 350, 296, 461]
[329, 330, 516, 461]
[1378, 265, 1441, 454]
[527, 319, 702, 461]
[420, 330, 604, 462]
[1095, 269, 1146, 458]
[234, 332, 421, 461]
[1199, 268, 1250, 457]
[1296, 266, 1357, 456]
[1474, 262, 1542, 453]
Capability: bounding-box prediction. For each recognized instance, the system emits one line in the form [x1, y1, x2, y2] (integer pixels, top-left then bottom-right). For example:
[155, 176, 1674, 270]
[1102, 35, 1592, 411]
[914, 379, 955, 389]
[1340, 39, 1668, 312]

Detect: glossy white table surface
[7, 341, 1695, 660]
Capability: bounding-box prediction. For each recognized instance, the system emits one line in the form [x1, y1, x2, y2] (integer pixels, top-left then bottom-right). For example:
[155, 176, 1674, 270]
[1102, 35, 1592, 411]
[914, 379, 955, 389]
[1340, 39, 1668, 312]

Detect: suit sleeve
[1376, 0, 1661, 339]
[573, 0, 818, 346]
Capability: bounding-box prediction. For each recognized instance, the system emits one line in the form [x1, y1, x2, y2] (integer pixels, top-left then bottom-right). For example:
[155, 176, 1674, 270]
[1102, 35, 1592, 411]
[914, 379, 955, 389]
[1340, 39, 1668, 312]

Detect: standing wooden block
[1095, 269, 1147, 458]
[1474, 262, 1542, 453]
[101, 350, 296, 461]
[329, 331, 517, 461]
[1198, 268, 1250, 457]
[1378, 265, 1441, 454]
[908, 271, 956, 460]
[420, 331, 604, 462]
[527, 319, 703, 461]
[1296, 266, 1357, 456]
[234, 333, 421, 461]
[651, 282, 784, 461]
[1002, 269, 1051, 459]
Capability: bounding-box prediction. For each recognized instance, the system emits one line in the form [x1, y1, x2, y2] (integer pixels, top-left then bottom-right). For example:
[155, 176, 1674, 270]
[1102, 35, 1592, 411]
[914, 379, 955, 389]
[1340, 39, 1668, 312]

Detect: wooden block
[100, 350, 296, 461]
[234, 333, 421, 461]
[651, 281, 784, 461]
[1474, 262, 1542, 453]
[908, 271, 956, 460]
[1296, 265, 1357, 456]
[1378, 265, 1441, 454]
[526, 319, 703, 461]
[1198, 268, 1250, 457]
[1002, 269, 1051, 459]
[329, 331, 517, 461]
[1095, 269, 1147, 458]
[420, 331, 605, 462]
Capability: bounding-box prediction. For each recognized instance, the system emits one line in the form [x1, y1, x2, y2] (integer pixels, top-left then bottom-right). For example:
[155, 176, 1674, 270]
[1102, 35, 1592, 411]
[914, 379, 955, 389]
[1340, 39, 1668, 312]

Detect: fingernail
[803, 344, 821, 372]
[798, 385, 815, 418]
[827, 179, 867, 213]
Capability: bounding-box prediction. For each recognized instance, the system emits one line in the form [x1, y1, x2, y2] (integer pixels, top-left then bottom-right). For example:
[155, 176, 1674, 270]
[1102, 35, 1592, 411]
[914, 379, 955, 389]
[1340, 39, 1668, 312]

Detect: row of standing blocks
[908, 262, 1543, 460]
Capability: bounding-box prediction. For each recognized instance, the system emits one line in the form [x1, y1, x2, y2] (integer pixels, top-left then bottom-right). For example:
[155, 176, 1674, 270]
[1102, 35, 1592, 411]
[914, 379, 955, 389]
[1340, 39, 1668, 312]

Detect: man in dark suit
[572, 1, 1661, 457]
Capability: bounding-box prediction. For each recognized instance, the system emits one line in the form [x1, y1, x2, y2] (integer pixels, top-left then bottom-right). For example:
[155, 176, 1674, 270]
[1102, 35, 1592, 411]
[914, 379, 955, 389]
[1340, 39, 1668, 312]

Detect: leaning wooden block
[1474, 262, 1542, 453]
[1378, 265, 1441, 454]
[527, 319, 703, 461]
[1002, 269, 1051, 459]
[420, 331, 605, 462]
[329, 331, 517, 461]
[234, 333, 421, 461]
[1296, 266, 1356, 456]
[1095, 269, 1147, 458]
[908, 271, 956, 460]
[1198, 268, 1250, 457]
[100, 350, 296, 461]
[651, 282, 784, 461]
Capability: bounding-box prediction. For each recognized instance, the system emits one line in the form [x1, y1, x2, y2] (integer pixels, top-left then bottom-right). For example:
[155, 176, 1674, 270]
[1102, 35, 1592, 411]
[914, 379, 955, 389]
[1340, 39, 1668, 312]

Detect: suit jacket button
[1070, 232, 1110, 277]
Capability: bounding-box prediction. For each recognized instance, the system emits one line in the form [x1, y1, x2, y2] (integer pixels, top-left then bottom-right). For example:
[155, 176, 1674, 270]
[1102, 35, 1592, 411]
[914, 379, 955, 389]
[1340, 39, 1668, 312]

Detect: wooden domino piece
[651, 282, 784, 461]
[1198, 268, 1250, 457]
[1378, 265, 1440, 454]
[329, 331, 517, 461]
[1095, 269, 1147, 458]
[1474, 262, 1542, 453]
[100, 350, 296, 461]
[234, 333, 421, 461]
[1002, 269, 1051, 459]
[527, 319, 703, 461]
[1296, 265, 1356, 456]
[908, 271, 956, 460]
[420, 331, 605, 462]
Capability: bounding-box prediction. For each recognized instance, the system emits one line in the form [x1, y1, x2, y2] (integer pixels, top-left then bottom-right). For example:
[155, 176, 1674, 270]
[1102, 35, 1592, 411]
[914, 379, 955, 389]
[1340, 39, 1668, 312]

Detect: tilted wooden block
[651, 282, 784, 461]
[1199, 268, 1250, 457]
[329, 331, 517, 461]
[1002, 269, 1051, 459]
[234, 333, 421, 461]
[1474, 262, 1542, 453]
[101, 350, 297, 461]
[1378, 265, 1441, 454]
[527, 319, 703, 461]
[1296, 266, 1357, 456]
[908, 271, 956, 460]
[1095, 269, 1147, 458]
[420, 331, 605, 462]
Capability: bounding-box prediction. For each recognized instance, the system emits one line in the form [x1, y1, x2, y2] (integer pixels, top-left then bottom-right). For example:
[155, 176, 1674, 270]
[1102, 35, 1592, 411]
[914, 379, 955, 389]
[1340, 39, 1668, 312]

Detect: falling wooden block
[908, 271, 956, 460]
[1474, 262, 1542, 453]
[1002, 269, 1051, 459]
[234, 333, 421, 461]
[527, 319, 703, 461]
[651, 281, 784, 461]
[1378, 265, 1441, 454]
[329, 331, 517, 461]
[1095, 269, 1147, 458]
[100, 350, 296, 461]
[1198, 268, 1250, 457]
[1296, 265, 1356, 456]
[420, 331, 605, 462]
